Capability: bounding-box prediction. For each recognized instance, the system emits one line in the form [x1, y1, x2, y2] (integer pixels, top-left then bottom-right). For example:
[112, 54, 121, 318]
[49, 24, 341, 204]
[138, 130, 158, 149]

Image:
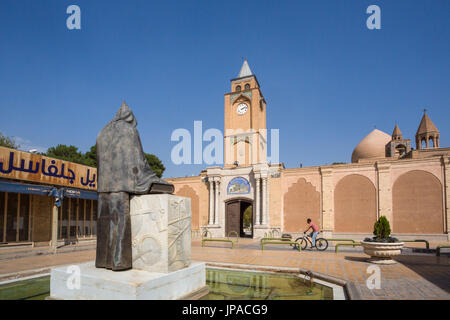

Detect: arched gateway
[225, 199, 253, 238]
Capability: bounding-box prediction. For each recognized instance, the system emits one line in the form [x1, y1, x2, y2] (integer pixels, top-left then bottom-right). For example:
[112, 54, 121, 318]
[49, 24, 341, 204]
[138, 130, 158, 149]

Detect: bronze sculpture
[95, 102, 174, 271]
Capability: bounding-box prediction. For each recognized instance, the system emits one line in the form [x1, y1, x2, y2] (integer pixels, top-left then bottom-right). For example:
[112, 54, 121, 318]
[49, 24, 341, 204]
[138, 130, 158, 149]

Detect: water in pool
[201, 268, 333, 300]
[0, 268, 333, 300]
[0, 276, 50, 300]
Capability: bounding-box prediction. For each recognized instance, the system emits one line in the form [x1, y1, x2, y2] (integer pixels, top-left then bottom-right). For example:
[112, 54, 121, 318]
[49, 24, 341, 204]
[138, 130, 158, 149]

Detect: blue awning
[0, 180, 97, 200]
[64, 188, 98, 200]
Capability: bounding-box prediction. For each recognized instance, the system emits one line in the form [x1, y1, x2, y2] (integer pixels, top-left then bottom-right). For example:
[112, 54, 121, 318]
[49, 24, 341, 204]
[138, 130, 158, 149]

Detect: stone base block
[130, 194, 191, 273]
[50, 261, 206, 300]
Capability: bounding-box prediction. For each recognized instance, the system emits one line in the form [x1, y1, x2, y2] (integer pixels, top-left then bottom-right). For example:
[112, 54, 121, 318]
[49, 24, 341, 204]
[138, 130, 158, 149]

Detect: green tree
[145, 153, 165, 178]
[0, 132, 20, 149]
[45, 144, 85, 165]
[44, 144, 165, 176]
[242, 205, 253, 228]
[84, 145, 97, 167]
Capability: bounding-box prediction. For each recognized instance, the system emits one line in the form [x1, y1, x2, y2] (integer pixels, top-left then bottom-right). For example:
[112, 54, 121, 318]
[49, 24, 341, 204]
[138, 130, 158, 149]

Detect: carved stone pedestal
[49, 194, 207, 300]
[130, 194, 191, 273]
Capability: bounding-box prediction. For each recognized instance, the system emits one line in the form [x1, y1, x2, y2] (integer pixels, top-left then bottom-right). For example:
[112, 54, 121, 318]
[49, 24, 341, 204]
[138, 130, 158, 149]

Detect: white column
[377, 163, 393, 226]
[255, 177, 261, 225]
[265, 177, 270, 226]
[208, 180, 214, 225]
[444, 157, 450, 240]
[214, 180, 220, 225]
[320, 168, 334, 237]
[262, 177, 267, 225]
[51, 201, 58, 254]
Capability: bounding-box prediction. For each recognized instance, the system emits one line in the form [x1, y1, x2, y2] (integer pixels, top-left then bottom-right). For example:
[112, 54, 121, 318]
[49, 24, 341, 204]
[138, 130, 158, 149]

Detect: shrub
[364, 216, 399, 243]
[373, 216, 391, 239]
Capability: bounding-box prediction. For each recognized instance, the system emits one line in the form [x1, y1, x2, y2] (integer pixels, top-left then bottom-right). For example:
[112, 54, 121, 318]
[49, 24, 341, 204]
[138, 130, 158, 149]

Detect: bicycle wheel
[295, 237, 308, 250]
[293, 237, 301, 249]
[289, 239, 296, 247]
[315, 238, 328, 251]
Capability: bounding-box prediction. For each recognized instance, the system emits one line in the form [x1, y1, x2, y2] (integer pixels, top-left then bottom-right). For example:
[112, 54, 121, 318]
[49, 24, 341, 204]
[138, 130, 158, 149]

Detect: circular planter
[361, 241, 404, 264]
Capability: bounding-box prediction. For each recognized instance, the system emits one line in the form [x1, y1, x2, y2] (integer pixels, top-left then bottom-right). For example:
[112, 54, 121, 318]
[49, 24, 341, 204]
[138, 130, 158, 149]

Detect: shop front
[0, 146, 97, 247]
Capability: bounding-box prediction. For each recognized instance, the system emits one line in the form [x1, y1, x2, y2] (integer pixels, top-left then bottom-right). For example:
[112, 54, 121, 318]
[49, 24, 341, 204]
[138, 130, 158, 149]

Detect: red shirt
[309, 222, 319, 232]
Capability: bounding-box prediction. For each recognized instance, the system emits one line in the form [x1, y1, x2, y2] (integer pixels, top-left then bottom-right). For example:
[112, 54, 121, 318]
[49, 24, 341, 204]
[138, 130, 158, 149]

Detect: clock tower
[224, 60, 267, 167]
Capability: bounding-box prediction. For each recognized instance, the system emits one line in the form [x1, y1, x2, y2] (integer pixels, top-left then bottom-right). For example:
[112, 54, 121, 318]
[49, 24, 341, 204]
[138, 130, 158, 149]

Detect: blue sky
[0, 0, 449, 178]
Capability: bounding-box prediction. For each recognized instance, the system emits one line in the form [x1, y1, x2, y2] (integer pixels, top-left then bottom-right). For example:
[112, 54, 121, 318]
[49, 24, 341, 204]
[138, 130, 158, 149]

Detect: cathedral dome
[351, 129, 391, 163]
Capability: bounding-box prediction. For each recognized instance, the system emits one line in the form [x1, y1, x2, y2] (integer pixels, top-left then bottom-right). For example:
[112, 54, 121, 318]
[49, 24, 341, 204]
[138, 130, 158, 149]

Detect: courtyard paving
[193, 238, 450, 300]
[0, 238, 448, 300]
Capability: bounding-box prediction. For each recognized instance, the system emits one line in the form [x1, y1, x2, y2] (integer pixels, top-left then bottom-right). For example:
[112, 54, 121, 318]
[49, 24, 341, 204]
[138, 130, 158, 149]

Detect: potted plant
[361, 216, 404, 264]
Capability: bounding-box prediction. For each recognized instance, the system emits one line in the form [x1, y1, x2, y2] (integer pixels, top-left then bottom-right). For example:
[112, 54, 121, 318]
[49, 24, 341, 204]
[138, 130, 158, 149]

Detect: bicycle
[294, 231, 328, 251]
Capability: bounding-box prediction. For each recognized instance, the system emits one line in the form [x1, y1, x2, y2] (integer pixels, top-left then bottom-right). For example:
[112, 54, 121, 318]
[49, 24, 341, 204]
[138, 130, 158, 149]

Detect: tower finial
[416, 108, 439, 150]
[238, 60, 253, 78]
[392, 123, 403, 140]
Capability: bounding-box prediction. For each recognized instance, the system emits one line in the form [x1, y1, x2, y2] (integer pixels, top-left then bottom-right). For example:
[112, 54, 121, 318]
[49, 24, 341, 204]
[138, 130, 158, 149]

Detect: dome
[351, 129, 391, 163]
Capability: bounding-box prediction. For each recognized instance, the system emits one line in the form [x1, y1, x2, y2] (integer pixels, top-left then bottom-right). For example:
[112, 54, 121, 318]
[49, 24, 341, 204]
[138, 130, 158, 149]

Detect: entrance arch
[225, 199, 253, 238]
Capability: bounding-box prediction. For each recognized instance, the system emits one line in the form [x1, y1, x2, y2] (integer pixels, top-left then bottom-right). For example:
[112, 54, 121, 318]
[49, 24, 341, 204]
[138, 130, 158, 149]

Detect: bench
[326, 238, 358, 247]
[335, 242, 362, 253]
[400, 239, 430, 250]
[261, 239, 301, 252]
[436, 245, 450, 257]
[201, 238, 235, 249]
[200, 231, 238, 249]
[259, 237, 292, 245]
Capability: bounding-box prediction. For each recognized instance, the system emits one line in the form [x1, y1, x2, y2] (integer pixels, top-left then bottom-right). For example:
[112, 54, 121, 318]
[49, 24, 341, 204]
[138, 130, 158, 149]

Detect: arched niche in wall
[334, 174, 377, 233]
[283, 178, 320, 233]
[393, 170, 443, 234]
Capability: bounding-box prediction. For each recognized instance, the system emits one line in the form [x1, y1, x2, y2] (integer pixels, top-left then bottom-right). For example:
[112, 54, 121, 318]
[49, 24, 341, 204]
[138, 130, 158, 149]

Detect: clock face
[237, 103, 248, 115]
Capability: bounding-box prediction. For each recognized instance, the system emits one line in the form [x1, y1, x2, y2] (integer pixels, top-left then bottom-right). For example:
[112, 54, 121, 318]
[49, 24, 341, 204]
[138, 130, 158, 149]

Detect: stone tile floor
[0, 238, 448, 300]
[194, 238, 450, 300]
[0, 241, 95, 261]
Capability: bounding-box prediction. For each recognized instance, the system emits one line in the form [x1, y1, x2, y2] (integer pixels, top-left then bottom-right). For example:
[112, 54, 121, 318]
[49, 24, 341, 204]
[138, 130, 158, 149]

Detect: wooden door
[226, 201, 240, 236]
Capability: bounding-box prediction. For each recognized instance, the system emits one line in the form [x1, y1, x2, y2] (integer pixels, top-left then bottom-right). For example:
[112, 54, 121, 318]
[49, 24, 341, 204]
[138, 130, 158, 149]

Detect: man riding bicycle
[304, 218, 319, 248]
